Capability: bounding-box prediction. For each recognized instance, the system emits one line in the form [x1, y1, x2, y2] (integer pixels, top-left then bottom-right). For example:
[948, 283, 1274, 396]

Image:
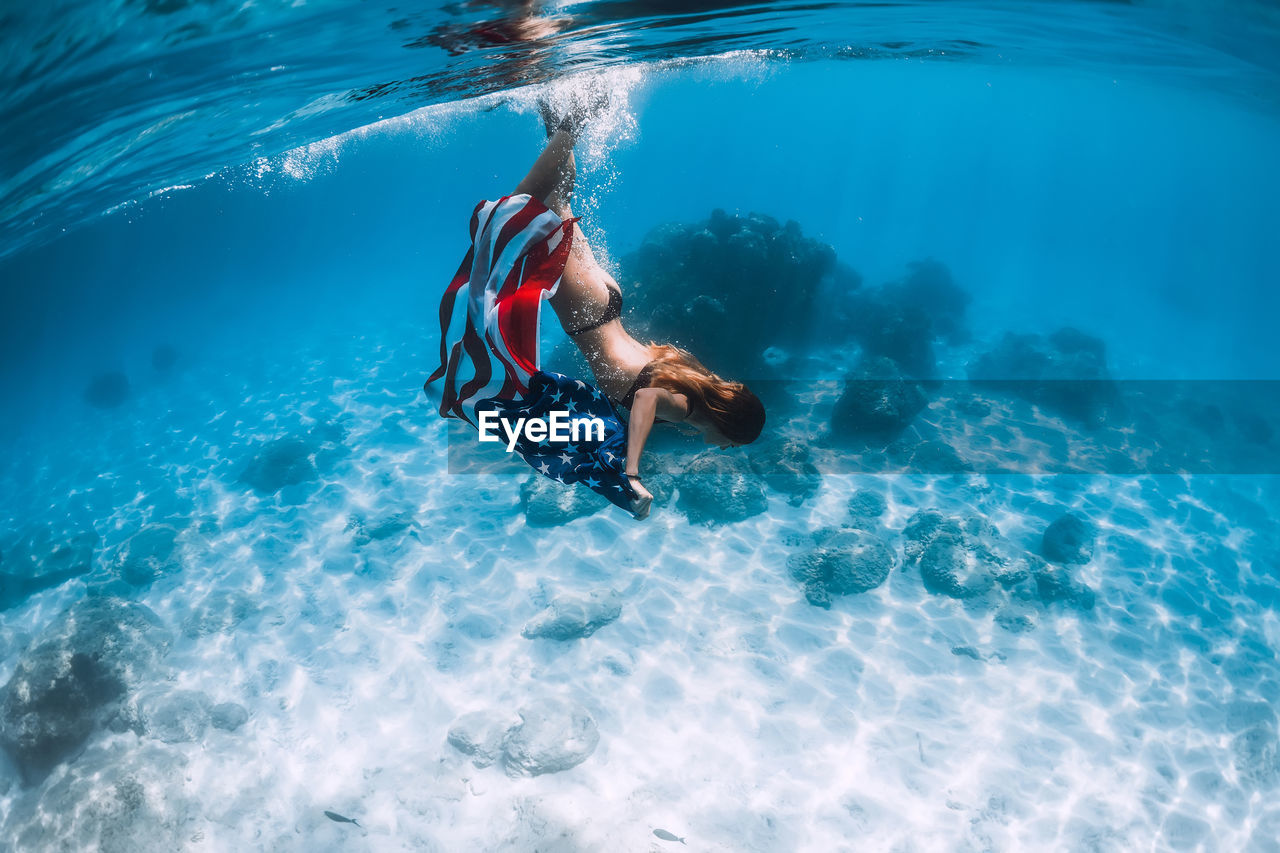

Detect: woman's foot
[536, 96, 560, 138]
[537, 81, 612, 139]
[569, 85, 611, 135]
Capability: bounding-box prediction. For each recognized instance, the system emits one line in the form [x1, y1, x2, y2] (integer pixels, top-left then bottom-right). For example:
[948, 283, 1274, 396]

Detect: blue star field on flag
[474, 370, 637, 511]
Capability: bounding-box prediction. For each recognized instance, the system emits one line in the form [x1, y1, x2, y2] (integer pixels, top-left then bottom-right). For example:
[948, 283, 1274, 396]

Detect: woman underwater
[427, 96, 765, 519]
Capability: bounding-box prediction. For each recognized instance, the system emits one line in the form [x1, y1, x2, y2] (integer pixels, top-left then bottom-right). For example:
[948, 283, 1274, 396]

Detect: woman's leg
[515, 127, 577, 218]
[516, 108, 610, 328]
[515, 123, 606, 274]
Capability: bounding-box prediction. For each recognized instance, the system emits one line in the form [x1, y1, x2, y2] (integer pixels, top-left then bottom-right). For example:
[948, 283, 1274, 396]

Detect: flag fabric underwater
[425, 193, 638, 510]
[475, 371, 637, 511]
[425, 193, 574, 425]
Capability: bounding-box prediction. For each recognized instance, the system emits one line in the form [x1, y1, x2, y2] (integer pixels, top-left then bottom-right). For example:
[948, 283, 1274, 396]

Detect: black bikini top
[611, 361, 674, 425]
[567, 285, 622, 336]
[615, 361, 656, 410]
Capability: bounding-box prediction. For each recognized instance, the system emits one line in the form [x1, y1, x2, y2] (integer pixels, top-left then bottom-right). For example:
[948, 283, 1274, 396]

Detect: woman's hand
[627, 474, 653, 520]
[622, 386, 688, 521]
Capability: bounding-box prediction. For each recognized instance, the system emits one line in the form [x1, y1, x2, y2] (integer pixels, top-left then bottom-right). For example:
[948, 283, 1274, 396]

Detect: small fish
[653, 828, 686, 844]
[324, 811, 361, 827]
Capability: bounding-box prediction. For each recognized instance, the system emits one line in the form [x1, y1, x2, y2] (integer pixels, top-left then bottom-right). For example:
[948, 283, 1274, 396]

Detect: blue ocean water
[3, 1, 1280, 849]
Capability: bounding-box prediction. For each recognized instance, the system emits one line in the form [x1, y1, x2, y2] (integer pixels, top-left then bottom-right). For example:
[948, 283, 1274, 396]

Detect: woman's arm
[624, 387, 690, 475]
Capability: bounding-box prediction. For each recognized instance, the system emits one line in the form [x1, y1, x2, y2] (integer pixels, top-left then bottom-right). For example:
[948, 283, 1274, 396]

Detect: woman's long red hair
[646, 344, 765, 444]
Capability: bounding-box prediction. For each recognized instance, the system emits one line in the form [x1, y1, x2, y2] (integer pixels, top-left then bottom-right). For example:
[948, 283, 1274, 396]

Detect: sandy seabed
[2, 322, 1279, 852]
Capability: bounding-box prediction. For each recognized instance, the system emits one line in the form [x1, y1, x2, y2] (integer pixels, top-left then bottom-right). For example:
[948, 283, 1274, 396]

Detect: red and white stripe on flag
[425, 194, 577, 427]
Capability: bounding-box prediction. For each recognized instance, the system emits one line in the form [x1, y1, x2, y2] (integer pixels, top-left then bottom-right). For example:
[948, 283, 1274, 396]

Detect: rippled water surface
[3, 1, 1280, 850]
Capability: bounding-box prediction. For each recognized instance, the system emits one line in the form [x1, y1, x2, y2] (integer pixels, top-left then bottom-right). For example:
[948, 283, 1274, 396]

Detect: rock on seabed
[501, 701, 600, 778]
[0, 596, 171, 783]
[522, 590, 622, 640]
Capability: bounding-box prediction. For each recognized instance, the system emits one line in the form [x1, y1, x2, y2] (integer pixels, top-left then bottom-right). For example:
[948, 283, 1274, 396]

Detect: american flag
[424, 194, 578, 426]
[476, 371, 637, 511]
[424, 194, 638, 511]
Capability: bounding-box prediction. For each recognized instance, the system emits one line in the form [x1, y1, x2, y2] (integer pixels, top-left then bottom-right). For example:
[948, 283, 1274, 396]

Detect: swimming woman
[514, 100, 766, 518]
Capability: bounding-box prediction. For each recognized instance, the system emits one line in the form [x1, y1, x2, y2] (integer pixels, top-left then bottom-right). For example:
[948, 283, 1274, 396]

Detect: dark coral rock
[140, 690, 211, 744]
[902, 510, 1030, 600]
[238, 422, 349, 496]
[995, 607, 1036, 633]
[239, 437, 317, 494]
[501, 701, 599, 777]
[676, 452, 768, 524]
[849, 299, 937, 378]
[748, 438, 821, 505]
[954, 395, 993, 419]
[969, 328, 1120, 426]
[0, 524, 97, 611]
[0, 570, 76, 613]
[209, 702, 249, 732]
[349, 511, 418, 546]
[1041, 511, 1096, 565]
[917, 534, 996, 599]
[0, 597, 171, 783]
[831, 356, 928, 442]
[847, 489, 887, 520]
[521, 590, 622, 640]
[902, 510, 948, 558]
[447, 710, 519, 768]
[113, 523, 183, 586]
[620, 209, 836, 371]
[788, 530, 895, 607]
[991, 555, 1033, 589]
[970, 333, 1050, 379]
[825, 535, 895, 594]
[84, 372, 130, 409]
[1049, 327, 1105, 359]
[520, 475, 609, 527]
[896, 260, 971, 345]
[902, 509, 1096, 609]
[844, 260, 971, 377]
[1179, 400, 1226, 438]
[1234, 410, 1273, 446]
[1, 641, 127, 783]
[6, 527, 97, 577]
[905, 439, 970, 473]
[1032, 560, 1096, 609]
